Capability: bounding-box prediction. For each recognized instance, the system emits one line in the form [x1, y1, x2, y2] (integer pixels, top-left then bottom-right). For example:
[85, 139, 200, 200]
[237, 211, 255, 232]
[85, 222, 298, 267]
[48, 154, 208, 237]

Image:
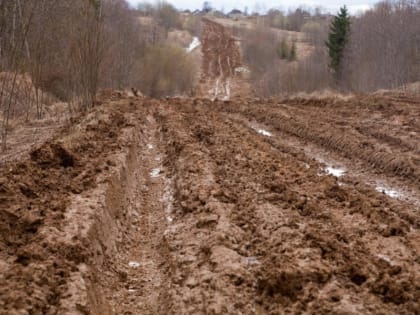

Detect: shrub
[138, 45, 197, 97]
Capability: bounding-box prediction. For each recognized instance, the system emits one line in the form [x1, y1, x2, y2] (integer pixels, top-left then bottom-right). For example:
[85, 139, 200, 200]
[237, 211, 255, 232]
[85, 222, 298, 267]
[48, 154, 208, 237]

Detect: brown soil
[1, 92, 419, 314]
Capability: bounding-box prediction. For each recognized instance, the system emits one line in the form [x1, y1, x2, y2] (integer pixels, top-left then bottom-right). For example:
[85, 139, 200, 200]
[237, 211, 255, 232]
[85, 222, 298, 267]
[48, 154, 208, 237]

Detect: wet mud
[0, 94, 419, 314]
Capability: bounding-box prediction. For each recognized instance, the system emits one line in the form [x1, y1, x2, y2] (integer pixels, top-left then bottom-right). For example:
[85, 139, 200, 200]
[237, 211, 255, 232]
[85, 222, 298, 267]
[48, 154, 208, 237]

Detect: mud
[0, 93, 419, 314]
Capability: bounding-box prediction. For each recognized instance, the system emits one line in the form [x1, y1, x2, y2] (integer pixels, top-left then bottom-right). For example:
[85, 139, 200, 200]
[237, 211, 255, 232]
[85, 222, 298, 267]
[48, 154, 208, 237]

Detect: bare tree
[343, 0, 420, 92]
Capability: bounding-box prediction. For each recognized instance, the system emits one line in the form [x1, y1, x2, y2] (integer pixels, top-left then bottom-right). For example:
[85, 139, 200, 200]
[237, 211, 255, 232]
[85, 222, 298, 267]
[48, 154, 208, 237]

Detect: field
[0, 91, 419, 314]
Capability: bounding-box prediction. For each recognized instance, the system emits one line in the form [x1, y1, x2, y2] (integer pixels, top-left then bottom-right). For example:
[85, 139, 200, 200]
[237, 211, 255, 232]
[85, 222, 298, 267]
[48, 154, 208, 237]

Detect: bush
[138, 45, 197, 97]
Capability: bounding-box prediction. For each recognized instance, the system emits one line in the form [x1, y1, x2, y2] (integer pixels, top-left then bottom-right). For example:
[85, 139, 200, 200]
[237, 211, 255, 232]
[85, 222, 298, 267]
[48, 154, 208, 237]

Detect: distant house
[228, 9, 244, 20]
[206, 10, 226, 18]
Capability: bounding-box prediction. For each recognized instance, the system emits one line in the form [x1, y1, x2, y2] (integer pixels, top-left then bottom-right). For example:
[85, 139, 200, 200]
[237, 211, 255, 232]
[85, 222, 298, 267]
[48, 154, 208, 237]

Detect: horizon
[127, 0, 376, 14]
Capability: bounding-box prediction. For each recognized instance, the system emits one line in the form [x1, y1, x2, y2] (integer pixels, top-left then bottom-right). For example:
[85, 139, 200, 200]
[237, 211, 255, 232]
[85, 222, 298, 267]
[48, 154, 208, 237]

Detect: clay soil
[0, 91, 419, 315]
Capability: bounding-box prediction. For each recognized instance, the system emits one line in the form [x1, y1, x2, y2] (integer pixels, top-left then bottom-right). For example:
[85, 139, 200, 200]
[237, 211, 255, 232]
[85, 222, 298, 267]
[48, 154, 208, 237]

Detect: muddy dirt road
[0, 93, 419, 314]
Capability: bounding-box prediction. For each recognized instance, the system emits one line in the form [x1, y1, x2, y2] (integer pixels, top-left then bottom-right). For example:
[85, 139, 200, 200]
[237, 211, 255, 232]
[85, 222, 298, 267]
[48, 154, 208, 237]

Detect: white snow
[325, 166, 346, 177]
[128, 261, 140, 268]
[186, 37, 200, 53]
[150, 168, 161, 178]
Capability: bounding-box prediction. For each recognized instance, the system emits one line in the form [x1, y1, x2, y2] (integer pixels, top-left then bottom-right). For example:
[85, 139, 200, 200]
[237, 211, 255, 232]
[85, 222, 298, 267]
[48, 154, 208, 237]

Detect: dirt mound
[0, 98, 141, 314]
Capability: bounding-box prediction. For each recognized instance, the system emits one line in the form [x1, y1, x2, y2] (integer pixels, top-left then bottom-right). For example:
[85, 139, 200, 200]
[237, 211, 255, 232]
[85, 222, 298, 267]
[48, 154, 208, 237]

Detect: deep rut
[103, 113, 169, 314]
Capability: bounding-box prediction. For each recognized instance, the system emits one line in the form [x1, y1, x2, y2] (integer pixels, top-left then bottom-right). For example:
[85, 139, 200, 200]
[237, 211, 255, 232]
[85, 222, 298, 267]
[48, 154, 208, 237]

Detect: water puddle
[161, 177, 175, 224]
[128, 261, 140, 268]
[376, 254, 394, 265]
[325, 166, 346, 177]
[249, 123, 273, 137]
[235, 66, 250, 74]
[150, 168, 161, 178]
[243, 256, 260, 266]
[375, 184, 403, 199]
[257, 129, 272, 137]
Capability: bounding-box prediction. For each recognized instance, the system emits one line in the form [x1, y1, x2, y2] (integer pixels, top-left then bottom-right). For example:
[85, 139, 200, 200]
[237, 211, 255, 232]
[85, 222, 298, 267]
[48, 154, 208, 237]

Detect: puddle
[150, 168, 161, 178]
[257, 129, 272, 137]
[376, 254, 393, 265]
[243, 256, 260, 266]
[325, 166, 346, 177]
[235, 66, 250, 73]
[161, 177, 175, 225]
[222, 79, 231, 101]
[128, 261, 140, 268]
[249, 123, 273, 137]
[376, 184, 402, 198]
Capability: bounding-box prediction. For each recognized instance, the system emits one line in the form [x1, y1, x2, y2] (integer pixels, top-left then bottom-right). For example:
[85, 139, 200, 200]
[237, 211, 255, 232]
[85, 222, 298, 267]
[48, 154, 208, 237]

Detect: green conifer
[326, 6, 351, 78]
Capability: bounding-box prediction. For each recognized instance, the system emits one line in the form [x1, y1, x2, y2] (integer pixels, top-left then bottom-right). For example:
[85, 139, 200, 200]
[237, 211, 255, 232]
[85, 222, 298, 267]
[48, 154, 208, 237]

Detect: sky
[127, 0, 377, 14]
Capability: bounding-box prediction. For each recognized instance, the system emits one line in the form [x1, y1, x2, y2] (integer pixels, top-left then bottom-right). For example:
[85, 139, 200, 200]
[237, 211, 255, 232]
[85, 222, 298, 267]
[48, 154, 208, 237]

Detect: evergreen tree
[288, 41, 297, 61]
[326, 6, 351, 78]
[277, 39, 289, 60]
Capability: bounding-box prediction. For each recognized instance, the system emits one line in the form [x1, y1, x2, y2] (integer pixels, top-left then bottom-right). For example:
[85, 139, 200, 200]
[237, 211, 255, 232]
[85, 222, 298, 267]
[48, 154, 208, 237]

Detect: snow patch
[186, 37, 200, 53]
[150, 168, 161, 178]
[325, 166, 346, 177]
[147, 143, 154, 150]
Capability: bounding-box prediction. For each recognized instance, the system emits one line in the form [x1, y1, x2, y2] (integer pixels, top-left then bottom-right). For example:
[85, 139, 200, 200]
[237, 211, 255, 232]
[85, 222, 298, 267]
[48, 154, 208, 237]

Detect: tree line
[241, 0, 419, 96]
[0, 0, 196, 151]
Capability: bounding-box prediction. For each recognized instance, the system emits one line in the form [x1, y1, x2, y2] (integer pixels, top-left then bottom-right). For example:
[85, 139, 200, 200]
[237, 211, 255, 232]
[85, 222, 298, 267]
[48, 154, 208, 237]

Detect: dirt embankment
[0, 96, 155, 314]
[0, 93, 419, 314]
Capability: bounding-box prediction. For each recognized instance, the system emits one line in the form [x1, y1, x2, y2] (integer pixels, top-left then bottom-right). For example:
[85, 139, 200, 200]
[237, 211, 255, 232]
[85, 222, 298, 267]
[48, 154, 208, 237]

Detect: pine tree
[326, 6, 351, 78]
[288, 41, 297, 61]
[277, 39, 288, 60]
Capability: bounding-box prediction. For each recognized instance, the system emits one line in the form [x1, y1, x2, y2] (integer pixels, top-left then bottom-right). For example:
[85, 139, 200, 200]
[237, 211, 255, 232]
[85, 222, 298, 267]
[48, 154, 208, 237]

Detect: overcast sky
[127, 0, 377, 14]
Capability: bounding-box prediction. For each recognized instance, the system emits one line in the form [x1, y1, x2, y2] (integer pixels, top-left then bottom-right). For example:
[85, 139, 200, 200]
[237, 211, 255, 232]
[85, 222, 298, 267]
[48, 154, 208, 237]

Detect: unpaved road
[0, 93, 419, 314]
